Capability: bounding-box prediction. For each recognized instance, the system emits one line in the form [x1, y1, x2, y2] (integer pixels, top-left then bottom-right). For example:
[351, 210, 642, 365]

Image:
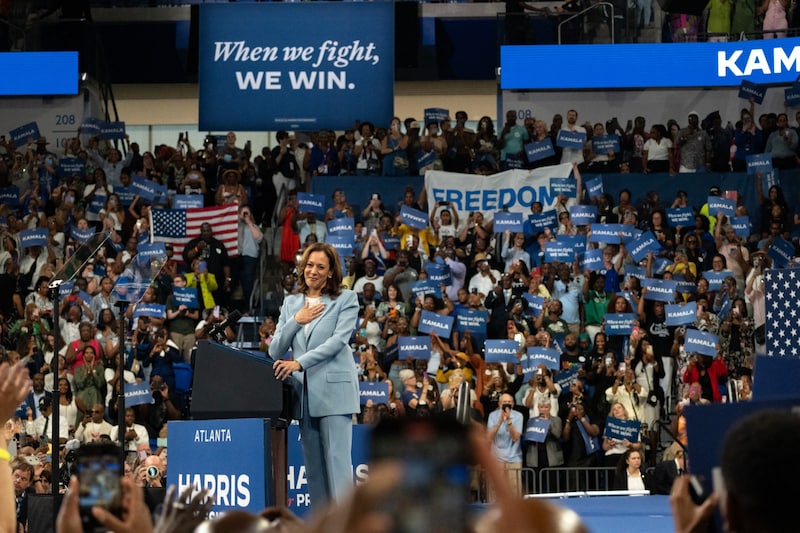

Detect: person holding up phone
[270, 243, 360, 507]
[185, 258, 218, 311]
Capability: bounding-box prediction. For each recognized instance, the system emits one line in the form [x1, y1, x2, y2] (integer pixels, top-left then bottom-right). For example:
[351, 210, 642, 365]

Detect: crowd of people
[0, 97, 795, 530]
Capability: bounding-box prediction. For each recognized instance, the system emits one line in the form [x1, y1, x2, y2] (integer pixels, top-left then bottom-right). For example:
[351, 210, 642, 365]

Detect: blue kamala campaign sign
[199, 3, 393, 131]
[525, 139, 555, 162]
[666, 207, 694, 227]
[417, 310, 453, 337]
[169, 418, 272, 514]
[297, 192, 326, 216]
[398, 335, 431, 360]
[524, 418, 551, 443]
[665, 302, 697, 326]
[359, 381, 389, 404]
[746, 152, 772, 175]
[484, 339, 520, 363]
[400, 205, 428, 230]
[684, 328, 719, 357]
[556, 130, 586, 150]
[493, 211, 524, 232]
[173, 287, 200, 309]
[738, 80, 766, 104]
[642, 278, 678, 302]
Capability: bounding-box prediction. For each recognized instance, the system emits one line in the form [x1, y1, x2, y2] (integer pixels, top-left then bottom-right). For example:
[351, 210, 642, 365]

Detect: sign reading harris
[484, 339, 520, 363]
[738, 79, 766, 104]
[603, 416, 641, 441]
[359, 381, 389, 405]
[19, 228, 47, 249]
[493, 211, 524, 232]
[199, 3, 393, 131]
[524, 138, 555, 162]
[684, 328, 720, 357]
[400, 205, 429, 230]
[169, 418, 271, 515]
[417, 310, 454, 338]
[604, 313, 636, 335]
[297, 192, 326, 216]
[524, 418, 551, 443]
[397, 335, 431, 360]
[666, 302, 697, 326]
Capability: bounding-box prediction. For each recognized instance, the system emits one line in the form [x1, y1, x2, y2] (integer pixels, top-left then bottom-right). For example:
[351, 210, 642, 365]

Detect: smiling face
[303, 251, 331, 295]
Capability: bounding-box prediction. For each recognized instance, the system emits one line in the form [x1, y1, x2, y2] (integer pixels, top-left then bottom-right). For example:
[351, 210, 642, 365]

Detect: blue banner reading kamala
[501, 38, 800, 89]
[417, 311, 453, 337]
[398, 336, 431, 360]
[359, 381, 388, 404]
[199, 3, 393, 131]
[739, 80, 766, 104]
[642, 278, 678, 302]
[684, 328, 720, 357]
[525, 139, 555, 162]
[746, 152, 773, 175]
[666, 302, 697, 326]
[297, 192, 326, 216]
[484, 339, 520, 363]
[524, 418, 551, 443]
[585, 175, 603, 197]
[493, 211, 524, 232]
[124, 382, 154, 407]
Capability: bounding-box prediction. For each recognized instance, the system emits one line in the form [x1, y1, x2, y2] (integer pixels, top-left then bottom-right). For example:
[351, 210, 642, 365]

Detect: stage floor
[544, 495, 673, 533]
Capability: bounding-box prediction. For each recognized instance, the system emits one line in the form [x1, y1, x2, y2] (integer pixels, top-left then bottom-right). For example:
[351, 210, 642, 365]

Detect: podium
[192, 341, 290, 507]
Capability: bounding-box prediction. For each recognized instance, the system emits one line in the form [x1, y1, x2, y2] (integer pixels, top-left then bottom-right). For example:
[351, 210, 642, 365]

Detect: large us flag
[149, 204, 239, 259]
[765, 268, 800, 357]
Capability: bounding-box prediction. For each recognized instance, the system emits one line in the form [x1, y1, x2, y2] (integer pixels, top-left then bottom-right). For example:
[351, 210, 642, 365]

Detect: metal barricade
[469, 466, 538, 502]
[538, 466, 616, 494]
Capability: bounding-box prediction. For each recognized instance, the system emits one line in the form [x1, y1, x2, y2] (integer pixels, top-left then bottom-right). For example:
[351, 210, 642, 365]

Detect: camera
[146, 466, 160, 479]
[77, 442, 123, 530]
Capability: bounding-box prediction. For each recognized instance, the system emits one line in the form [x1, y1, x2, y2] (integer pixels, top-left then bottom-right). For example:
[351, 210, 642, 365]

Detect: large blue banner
[0, 52, 78, 96]
[501, 38, 800, 89]
[287, 423, 370, 516]
[199, 3, 394, 131]
[169, 418, 271, 515]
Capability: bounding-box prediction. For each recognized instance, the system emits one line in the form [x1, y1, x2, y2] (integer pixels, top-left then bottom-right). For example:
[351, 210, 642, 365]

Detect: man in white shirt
[111, 407, 151, 452]
[74, 403, 113, 443]
[560, 109, 586, 165]
[25, 397, 69, 445]
[352, 257, 384, 295]
[468, 254, 502, 303]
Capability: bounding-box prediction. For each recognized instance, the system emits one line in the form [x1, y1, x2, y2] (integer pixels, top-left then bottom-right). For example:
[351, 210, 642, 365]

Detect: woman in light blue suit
[271, 242, 360, 507]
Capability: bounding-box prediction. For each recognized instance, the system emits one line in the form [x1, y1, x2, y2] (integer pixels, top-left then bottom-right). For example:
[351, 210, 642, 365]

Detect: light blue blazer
[268, 290, 360, 418]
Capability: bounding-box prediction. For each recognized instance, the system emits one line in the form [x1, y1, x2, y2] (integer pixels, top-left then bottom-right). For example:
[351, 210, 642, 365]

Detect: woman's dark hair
[615, 448, 642, 482]
[383, 282, 405, 303]
[296, 243, 343, 297]
[651, 124, 668, 138]
[58, 377, 73, 402]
